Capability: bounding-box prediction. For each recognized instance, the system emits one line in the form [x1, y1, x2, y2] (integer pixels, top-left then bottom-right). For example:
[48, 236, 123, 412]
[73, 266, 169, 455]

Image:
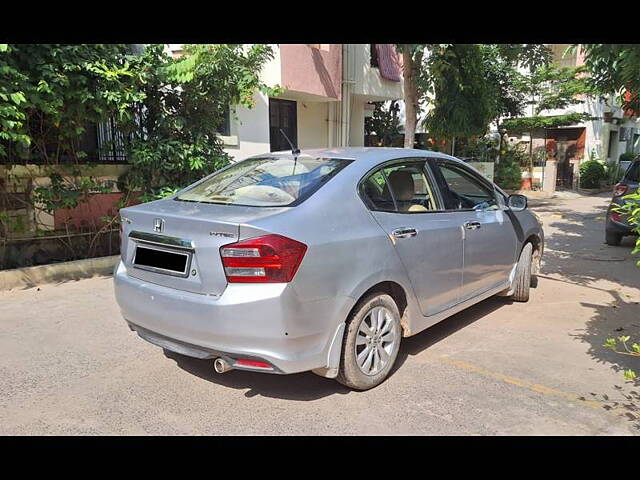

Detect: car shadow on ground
[163, 295, 511, 401]
[391, 296, 510, 375]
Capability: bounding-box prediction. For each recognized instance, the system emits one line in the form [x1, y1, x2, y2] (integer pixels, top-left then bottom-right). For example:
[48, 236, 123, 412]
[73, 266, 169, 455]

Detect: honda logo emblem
[153, 218, 164, 233]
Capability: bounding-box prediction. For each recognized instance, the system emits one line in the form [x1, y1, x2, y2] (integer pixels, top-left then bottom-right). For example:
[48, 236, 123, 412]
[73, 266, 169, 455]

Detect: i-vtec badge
[153, 218, 164, 233]
[210, 231, 235, 238]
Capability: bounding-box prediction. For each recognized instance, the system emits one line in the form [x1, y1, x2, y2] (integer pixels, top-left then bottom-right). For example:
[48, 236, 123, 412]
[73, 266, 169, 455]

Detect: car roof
[246, 147, 461, 166]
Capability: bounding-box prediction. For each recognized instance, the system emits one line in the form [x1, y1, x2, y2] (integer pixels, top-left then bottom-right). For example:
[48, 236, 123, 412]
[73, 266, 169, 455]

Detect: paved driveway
[1, 192, 639, 435]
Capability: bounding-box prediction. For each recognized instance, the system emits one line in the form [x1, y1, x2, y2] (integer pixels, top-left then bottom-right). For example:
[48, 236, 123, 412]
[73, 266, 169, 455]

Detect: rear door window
[177, 156, 351, 207]
[360, 160, 439, 213]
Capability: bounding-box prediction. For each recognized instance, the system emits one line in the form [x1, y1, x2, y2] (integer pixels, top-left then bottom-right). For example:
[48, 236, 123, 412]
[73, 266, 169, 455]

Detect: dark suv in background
[606, 157, 639, 246]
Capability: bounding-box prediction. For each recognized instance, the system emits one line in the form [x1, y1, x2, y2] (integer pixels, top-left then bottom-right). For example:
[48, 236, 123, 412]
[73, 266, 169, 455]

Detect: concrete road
[1, 192, 639, 435]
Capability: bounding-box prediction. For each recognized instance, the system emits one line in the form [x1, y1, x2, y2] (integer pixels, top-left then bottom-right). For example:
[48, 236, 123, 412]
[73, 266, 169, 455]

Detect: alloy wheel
[354, 306, 398, 376]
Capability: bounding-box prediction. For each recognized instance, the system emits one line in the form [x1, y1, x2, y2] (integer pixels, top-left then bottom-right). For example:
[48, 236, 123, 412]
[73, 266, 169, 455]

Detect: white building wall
[297, 101, 329, 149]
[351, 44, 404, 101]
[222, 91, 271, 161]
[349, 100, 366, 146]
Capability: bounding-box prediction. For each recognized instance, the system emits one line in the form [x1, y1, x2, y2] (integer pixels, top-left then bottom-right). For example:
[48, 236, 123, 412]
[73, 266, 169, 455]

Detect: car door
[429, 158, 518, 302]
[360, 158, 463, 317]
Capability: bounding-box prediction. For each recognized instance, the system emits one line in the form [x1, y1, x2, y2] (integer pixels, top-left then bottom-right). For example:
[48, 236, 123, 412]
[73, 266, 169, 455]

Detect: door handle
[391, 227, 418, 239]
[464, 221, 481, 230]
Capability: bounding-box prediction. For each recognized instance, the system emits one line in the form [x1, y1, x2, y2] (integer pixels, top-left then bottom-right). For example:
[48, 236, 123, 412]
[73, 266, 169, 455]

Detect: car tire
[511, 242, 532, 303]
[605, 230, 622, 246]
[336, 293, 402, 391]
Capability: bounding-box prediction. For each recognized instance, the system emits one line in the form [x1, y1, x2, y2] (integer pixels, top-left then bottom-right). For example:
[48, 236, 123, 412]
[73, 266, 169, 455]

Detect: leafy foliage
[501, 113, 592, 134]
[578, 160, 606, 189]
[0, 43, 278, 269]
[604, 161, 626, 185]
[604, 335, 640, 381]
[397, 44, 553, 147]
[0, 44, 279, 207]
[423, 44, 494, 138]
[0, 44, 141, 164]
[364, 101, 401, 146]
[615, 191, 640, 267]
[117, 44, 279, 201]
[527, 64, 594, 114]
[481, 44, 552, 123]
[494, 143, 526, 190]
[582, 44, 640, 113]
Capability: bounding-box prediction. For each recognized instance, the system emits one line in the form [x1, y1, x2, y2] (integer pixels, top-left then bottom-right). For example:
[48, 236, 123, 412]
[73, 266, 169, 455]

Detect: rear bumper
[606, 218, 635, 235]
[606, 210, 635, 235]
[113, 261, 350, 374]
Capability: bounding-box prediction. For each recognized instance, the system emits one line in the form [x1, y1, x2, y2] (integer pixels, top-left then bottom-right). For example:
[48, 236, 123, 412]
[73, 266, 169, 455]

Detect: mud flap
[312, 322, 345, 379]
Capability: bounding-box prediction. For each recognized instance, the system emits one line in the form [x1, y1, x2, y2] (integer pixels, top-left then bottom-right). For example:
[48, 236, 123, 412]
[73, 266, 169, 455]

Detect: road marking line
[432, 355, 603, 410]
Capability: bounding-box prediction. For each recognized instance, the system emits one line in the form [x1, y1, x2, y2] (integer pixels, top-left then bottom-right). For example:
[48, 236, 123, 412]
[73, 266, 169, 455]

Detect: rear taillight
[613, 183, 629, 197]
[220, 234, 307, 283]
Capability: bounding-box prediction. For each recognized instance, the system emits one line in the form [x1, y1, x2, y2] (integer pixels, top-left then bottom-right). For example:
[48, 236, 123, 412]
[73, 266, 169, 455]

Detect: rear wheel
[336, 293, 402, 391]
[605, 230, 623, 246]
[511, 243, 532, 303]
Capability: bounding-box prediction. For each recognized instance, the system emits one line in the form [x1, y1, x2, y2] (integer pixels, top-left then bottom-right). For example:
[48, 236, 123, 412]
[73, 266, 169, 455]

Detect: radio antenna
[280, 128, 300, 175]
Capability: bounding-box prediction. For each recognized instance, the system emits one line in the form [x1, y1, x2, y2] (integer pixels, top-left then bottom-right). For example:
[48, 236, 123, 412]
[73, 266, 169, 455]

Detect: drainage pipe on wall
[341, 44, 356, 147]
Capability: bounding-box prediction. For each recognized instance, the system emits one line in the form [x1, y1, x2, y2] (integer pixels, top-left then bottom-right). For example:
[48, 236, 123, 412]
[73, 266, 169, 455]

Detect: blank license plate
[133, 245, 190, 277]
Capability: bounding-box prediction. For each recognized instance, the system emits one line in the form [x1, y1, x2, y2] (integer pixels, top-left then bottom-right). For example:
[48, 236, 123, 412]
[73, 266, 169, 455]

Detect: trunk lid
[120, 198, 289, 295]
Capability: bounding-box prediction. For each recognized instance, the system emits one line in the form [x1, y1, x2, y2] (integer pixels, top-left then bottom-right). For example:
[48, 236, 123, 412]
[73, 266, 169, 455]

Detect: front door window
[432, 161, 498, 211]
[430, 159, 516, 300]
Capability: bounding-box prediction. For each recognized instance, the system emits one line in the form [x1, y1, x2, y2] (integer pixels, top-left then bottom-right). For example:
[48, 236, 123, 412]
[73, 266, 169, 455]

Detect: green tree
[117, 44, 280, 201]
[397, 44, 552, 154]
[364, 101, 401, 146]
[423, 44, 494, 149]
[501, 62, 593, 177]
[0, 44, 140, 165]
[397, 44, 428, 148]
[581, 44, 640, 113]
[0, 44, 279, 264]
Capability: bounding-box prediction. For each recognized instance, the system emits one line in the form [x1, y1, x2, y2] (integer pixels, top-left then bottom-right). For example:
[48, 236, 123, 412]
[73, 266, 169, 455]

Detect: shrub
[605, 161, 625, 185]
[619, 152, 637, 163]
[494, 143, 524, 190]
[579, 160, 606, 189]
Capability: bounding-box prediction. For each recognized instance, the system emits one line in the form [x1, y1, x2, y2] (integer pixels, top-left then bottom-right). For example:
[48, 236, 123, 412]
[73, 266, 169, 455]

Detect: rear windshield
[176, 156, 351, 207]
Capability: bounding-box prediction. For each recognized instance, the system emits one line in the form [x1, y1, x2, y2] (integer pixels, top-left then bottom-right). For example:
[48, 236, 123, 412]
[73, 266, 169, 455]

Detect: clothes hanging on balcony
[375, 44, 402, 82]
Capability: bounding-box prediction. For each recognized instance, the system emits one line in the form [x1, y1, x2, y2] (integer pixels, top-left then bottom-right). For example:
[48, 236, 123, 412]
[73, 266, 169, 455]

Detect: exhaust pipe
[213, 357, 233, 374]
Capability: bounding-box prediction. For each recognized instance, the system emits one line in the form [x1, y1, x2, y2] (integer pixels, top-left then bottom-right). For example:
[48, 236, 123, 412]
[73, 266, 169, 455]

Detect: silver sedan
[114, 147, 544, 390]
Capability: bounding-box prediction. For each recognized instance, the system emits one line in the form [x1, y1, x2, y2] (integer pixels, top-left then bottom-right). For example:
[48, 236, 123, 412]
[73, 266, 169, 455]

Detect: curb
[577, 187, 613, 195]
[0, 255, 119, 292]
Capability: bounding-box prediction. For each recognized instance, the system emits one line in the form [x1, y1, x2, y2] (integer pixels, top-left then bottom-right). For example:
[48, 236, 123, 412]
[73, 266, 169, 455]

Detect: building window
[607, 130, 618, 159]
[370, 44, 379, 68]
[216, 107, 231, 137]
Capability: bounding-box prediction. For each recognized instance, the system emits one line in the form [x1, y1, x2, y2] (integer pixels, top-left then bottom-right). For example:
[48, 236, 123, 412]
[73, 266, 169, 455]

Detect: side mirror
[507, 194, 527, 212]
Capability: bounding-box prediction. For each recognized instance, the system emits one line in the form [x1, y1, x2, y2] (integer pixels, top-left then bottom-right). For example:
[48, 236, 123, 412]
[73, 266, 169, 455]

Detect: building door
[269, 99, 297, 152]
[552, 128, 583, 189]
[556, 140, 576, 189]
